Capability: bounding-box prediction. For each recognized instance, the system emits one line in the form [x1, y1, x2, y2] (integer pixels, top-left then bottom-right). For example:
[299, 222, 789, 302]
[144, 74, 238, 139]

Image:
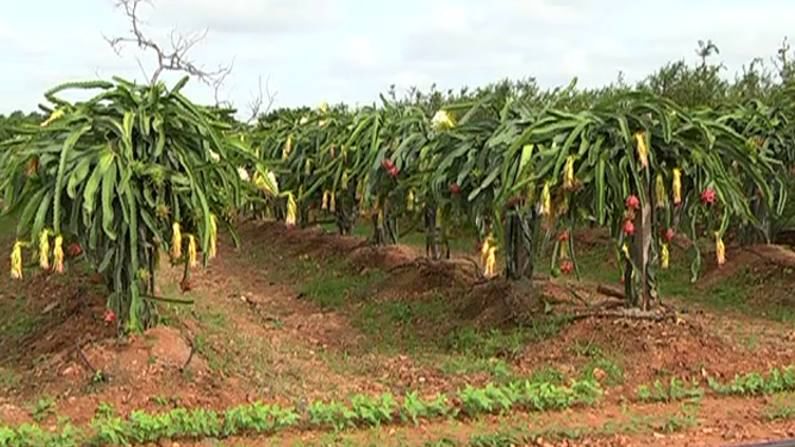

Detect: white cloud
[2, 0, 795, 114]
[507, 0, 585, 25]
[340, 36, 383, 70]
[153, 0, 338, 34]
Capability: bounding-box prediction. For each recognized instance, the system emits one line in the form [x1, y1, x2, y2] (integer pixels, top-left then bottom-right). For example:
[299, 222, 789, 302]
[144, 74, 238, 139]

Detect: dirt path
[3, 220, 795, 446]
[176, 224, 385, 400]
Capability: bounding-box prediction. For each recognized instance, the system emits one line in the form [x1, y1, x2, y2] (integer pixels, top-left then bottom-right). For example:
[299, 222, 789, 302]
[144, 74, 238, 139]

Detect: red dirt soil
[2, 221, 795, 445]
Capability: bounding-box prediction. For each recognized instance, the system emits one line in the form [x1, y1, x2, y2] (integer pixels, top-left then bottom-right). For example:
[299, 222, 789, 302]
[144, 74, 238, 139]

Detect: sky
[1, 0, 794, 116]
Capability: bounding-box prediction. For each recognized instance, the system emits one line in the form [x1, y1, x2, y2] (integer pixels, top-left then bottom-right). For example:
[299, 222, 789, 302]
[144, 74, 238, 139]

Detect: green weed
[222, 402, 299, 436]
[0, 298, 40, 343]
[527, 366, 566, 385]
[709, 365, 795, 396]
[94, 402, 116, 419]
[580, 357, 625, 386]
[635, 378, 704, 403]
[0, 375, 602, 446]
[446, 327, 530, 359]
[569, 341, 605, 358]
[29, 397, 55, 423]
[400, 392, 451, 425]
[457, 378, 602, 417]
[300, 264, 384, 310]
[439, 357, 515, 382]
[0, 368, 19, 391]
[0, 422, 82, 447]
[352, 296, 449, 353]
[763, 392, 795, 421]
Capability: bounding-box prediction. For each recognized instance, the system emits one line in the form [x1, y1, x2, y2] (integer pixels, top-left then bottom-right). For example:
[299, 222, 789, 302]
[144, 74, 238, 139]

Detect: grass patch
[580, 357, 624, 386]
[191, 334, 229, 374]
[447, 318, 568, 360]
[0, 297, 42, 362]
[446, 327, 528, 359]
[0, 298, 39, 340]
[665, 265, 795, 323]
[569, 342, 625, 386]
[527, 366, 566, 386]
[29, 397, 55, 423]
[353, 298, 450, 353]
[568, 241, 619, 285]
[439, 357, 515, 382]
[0, 368, 20, 391]
[764, 392, 795, 421]
[569, 340, 605, 358]
[466, 406, 698, 447]
[704, 270, 752, 312]
[636, 378, 704, 403]
[296, 258, 385, 311]
[196, 310, 228, 329]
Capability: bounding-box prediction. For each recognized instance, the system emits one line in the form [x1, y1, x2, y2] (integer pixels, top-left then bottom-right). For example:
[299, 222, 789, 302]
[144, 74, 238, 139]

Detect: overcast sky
[1, 0, 793, 114]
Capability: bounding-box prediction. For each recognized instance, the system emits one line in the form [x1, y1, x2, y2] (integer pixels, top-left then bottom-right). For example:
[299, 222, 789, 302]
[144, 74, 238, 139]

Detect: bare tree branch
[212, 61, 235, 107]
[106, 0, 233, 88]
[246, 75, 278, 124]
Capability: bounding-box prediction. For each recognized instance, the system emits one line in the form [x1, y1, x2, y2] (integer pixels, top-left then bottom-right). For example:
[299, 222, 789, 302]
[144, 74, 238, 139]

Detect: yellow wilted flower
[715, 232, 726, 266]
[655, 174, 667, 208]
[341, 171, 349, 190]
[431, 110, 455, 131]
[634, 132, 649, 169]
[40, 109, 65, 127]
[329, 192, 336, 213]
[286, 193, 298, 227]
[38, 230, 50, 270]
[480, 234, 493, 268]
[10, 241, 23, 279]
[171, 222, 183, 260]
[661, 243, 670, 269]
[304, 159, 312, 176]
[484, 246, 497, 278]
[540, 182, 552, 215]
[188, 235, 198, 268]
[268, 172, 279, 195]
[560, 240, 569, 260]
[253, 170, 280, 196]
[321, 191, 330, 210]
[282, 135, 294, 160]
[208, 214, 218, 260]
[25, 157, 39, 177]
[53, 236, 64, 274]
[563, 156, 575, 190]
[621, 243, 630, 259]
[557, 194, 570, 216]
[672, 168, 682, 205]
[407, 190, 415, 212]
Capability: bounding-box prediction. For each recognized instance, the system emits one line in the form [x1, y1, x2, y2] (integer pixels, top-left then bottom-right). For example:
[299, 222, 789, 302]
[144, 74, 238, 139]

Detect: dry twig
[105, 0, 233, 90]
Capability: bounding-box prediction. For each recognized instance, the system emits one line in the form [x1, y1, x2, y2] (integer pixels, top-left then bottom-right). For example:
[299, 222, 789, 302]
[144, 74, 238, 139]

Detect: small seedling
[30, 397, 55, 422]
